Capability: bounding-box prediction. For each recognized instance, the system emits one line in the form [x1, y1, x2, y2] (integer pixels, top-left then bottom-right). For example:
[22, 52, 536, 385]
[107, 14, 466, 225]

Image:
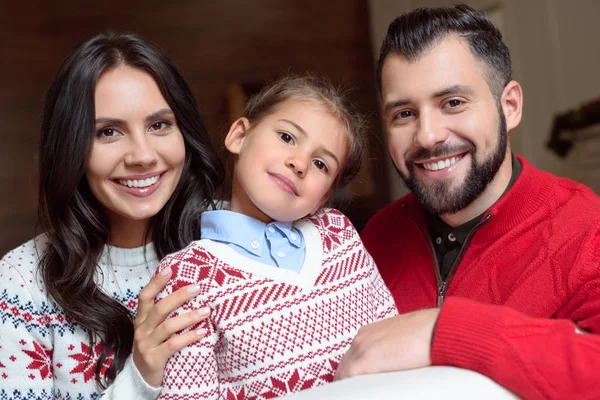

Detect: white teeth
[118, 175, 160, 188]
[422, 156, 460, 171]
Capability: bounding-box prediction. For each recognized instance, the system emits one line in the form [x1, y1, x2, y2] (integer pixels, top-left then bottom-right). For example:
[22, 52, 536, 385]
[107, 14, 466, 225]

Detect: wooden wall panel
[0, 0, 389, 255]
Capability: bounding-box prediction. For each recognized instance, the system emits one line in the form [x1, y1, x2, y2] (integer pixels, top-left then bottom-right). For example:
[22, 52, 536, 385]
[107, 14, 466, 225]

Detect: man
[335, 5, 600, 400]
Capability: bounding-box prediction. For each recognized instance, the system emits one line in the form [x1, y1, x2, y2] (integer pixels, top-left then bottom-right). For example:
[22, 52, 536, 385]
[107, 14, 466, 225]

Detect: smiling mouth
[269, 173, 298, 196]
[417, 153, 467, 171]
[116, 174, 161, 188]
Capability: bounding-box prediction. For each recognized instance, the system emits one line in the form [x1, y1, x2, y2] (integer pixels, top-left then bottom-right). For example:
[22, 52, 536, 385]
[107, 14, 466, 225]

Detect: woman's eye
[279, 132, 294, 144]
[150, 121, 171, 131]
[96, 128, 121, 141]
[313, 159, 328, 172]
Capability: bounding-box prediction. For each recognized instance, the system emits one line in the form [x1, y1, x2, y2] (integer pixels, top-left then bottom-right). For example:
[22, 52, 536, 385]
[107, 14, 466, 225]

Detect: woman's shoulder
[1, 235, 49, 298]
[1, 235, 48, 266]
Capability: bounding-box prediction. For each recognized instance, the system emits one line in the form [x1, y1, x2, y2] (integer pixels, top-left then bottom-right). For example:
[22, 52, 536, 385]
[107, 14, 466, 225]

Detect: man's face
[381, 36, 509, 215]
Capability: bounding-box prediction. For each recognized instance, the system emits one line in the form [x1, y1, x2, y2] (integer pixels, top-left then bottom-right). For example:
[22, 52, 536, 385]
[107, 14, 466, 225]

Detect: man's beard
[396, 110, 508, 216]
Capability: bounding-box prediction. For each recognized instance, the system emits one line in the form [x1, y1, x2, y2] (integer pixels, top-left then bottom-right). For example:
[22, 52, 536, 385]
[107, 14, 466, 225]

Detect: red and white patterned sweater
[155, 209, 398, 399]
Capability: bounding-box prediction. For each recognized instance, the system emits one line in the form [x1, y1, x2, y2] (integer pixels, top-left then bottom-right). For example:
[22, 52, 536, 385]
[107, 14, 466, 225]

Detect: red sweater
[361, 156, 600, 400]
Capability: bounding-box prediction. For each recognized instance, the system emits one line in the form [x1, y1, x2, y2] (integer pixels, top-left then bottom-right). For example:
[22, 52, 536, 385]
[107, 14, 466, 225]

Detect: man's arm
[432, 297, 600, 400]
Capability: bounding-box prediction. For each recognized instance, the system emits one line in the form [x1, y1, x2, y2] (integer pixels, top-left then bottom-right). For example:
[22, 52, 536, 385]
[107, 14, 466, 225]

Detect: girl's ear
[225, 117, 251, 155]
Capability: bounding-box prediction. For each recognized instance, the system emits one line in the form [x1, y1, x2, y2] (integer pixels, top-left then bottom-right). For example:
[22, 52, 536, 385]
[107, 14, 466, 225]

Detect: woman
[0, 32, 224, 399]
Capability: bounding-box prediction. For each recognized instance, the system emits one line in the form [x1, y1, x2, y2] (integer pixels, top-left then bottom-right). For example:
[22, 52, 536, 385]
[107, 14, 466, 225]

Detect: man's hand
[334, 308, 441, 380]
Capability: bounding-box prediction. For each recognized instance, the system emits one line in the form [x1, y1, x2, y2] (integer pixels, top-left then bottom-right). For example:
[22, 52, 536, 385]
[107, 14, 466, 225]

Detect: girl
[155, 76, 398, 399]
[0, 32, 224, 399]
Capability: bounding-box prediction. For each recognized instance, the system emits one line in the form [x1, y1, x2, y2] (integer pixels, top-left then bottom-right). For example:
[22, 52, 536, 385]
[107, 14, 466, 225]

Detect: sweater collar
[98, 241, 157, 268]
[402, 156, 554, 241]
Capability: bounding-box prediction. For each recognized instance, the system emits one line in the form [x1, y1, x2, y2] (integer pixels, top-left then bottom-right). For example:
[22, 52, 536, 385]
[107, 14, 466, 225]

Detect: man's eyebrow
[433, 84, 474, 98]
[383, 99, 411, 113]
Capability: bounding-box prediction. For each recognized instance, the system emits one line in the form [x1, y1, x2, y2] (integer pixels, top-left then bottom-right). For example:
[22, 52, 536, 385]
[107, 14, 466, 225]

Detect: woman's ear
[224, 117, 251, 155]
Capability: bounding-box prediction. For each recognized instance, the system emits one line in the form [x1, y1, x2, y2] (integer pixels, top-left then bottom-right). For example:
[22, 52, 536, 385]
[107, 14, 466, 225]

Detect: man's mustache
[405, 142, 476, 165]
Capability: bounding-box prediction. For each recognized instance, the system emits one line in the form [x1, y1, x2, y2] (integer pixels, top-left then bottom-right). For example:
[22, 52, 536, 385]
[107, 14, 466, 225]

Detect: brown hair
[244, 74, 366, 190]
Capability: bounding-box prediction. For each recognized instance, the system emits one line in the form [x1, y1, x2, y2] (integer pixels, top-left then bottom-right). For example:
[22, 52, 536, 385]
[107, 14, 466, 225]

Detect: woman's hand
[133, 267, 210, 387]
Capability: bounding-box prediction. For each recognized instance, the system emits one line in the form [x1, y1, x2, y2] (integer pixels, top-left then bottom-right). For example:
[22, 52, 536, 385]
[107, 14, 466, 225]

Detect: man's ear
[501, 80, 523, 133]
[224, 117, 251, 155]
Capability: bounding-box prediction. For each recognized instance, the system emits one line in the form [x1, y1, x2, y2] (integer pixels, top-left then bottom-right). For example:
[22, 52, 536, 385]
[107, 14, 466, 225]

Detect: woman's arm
[101, 266, 211, 399]
[0, 258, 55, 399]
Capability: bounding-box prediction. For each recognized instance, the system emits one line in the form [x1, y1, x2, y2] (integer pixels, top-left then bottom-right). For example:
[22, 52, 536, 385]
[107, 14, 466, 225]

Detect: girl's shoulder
[303, 208, 355, 230]
[299, 208, 362, 249]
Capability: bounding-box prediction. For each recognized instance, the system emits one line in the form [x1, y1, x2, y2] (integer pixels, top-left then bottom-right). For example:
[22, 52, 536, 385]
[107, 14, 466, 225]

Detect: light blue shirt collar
[201, 210, 304, 257]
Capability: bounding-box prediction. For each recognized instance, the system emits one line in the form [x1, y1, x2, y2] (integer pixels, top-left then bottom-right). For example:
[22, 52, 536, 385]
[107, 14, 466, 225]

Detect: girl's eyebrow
[278, 118, 340, 167]
[278, 119, 306, 136]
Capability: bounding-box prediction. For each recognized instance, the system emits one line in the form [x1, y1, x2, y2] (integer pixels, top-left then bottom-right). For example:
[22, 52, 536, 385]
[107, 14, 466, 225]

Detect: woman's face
[86, 66, 185, 241]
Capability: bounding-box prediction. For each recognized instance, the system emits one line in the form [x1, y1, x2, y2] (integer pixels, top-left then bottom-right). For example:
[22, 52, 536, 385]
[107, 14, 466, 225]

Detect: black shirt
[426, 154, 522, 280]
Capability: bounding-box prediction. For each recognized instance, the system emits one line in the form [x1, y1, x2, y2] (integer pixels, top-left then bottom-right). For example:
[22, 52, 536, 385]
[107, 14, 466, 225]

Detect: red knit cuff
[431, 297, 505, 376]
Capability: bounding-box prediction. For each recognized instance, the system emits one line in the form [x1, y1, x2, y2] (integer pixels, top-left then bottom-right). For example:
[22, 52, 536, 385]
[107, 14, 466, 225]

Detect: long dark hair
[37, 32, 224, 387]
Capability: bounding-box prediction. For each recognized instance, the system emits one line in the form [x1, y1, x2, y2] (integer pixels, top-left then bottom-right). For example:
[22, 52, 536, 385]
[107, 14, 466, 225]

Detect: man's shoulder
[527, 161, 600, 216]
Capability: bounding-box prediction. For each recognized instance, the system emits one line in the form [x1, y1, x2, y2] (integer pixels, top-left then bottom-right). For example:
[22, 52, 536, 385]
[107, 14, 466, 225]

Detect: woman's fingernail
[196, 328, 208, 336]
[160, 267, 172, 277]
[196, 307, 210, 317]
[187, 284, 201, 294]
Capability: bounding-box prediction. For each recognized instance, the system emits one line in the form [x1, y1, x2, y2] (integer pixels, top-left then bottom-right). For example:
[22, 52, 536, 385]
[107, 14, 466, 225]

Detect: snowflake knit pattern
[156, 209, 398, 399]
[0, 236, 158, 399]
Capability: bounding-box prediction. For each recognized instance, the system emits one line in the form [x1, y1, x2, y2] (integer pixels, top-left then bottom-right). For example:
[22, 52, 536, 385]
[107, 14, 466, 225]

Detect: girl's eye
[279, 132, 294, 144]
[313, 159, 329, 172]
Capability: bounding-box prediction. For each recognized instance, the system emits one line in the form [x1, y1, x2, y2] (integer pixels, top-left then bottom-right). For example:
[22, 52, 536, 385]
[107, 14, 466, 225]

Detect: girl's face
[86, 66, 185, 245]
[225, 98, 348, 223]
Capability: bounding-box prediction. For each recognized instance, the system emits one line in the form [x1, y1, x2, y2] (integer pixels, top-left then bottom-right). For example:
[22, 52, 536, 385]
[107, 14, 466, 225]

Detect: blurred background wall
[0, 0, 390, 255]
[1, 0, 599, 255]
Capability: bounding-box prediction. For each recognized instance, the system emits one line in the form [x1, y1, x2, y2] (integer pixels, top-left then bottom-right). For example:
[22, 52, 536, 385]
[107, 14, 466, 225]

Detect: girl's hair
[37, 32, 224, 388]
[244, 75, 366, 190]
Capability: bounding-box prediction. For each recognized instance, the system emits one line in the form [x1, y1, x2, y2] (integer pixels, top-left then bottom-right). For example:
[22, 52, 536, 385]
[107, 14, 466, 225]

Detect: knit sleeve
[332, 208, 398, 320]
[155, 245, 220, 400]
[101, 355, 161, 400]
[369, 260, 399, 321]
[0, 257, 54, 399]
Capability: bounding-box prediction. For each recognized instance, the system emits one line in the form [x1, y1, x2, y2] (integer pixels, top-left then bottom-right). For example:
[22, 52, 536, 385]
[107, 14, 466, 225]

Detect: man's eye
[395, 110, 414, 119]
[448, 99, 462, 107]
